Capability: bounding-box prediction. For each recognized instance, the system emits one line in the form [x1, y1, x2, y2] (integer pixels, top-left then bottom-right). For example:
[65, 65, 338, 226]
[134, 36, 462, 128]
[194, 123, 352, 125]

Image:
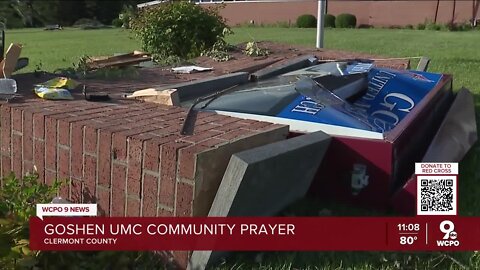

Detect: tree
[0, 0, 148, 27]
[0, 0, 26, 28]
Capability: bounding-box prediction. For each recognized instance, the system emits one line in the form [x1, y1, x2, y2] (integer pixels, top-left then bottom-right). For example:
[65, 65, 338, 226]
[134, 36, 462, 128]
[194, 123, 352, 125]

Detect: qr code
[417, 176, 457, 215]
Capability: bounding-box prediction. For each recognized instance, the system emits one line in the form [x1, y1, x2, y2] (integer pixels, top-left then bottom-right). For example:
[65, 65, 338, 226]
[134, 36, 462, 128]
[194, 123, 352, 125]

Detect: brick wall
[200, 1, 476, 27]
[0, 99, 288, 268]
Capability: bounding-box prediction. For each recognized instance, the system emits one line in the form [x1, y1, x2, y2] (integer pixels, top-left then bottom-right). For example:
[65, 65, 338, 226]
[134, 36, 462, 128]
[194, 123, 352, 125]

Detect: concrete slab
[210, 130, 331, 216]
[249, 55, 317, 81]
[422, 87, 477, 162]
[188, 131, 331, 270]
[416, 56, 430, 72]
[156, 72, 249, 101]
[191, 125, 290, 217]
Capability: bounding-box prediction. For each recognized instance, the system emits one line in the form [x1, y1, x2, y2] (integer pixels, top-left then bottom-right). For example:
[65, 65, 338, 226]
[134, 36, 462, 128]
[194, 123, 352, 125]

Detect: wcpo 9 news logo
[437, 220, 459, 247]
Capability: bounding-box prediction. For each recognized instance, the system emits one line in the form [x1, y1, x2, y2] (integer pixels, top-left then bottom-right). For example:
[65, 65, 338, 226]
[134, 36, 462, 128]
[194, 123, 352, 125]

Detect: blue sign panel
[278, 66, 442, 133]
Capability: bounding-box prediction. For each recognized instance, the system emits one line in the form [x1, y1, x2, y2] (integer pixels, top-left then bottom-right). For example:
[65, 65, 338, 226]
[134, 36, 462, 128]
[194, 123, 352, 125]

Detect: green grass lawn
[6, 27, 480, 93]
[231, 28, 480, 93]
[5, 27, 480, 269]
[5, 28, 139, 72]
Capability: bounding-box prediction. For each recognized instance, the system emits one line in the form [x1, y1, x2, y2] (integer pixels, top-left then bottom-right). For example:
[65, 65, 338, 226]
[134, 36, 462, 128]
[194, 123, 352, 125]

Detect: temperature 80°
[400, 236, 418, 245]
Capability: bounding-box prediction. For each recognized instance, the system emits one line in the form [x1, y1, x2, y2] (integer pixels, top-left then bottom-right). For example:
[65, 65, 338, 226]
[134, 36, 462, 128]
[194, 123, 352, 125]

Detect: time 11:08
[398, 224, 420, 231]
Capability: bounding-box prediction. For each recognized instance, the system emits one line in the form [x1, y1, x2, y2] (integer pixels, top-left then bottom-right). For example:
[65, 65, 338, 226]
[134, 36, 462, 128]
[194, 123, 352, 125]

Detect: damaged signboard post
[169, 59, 476, 212]
[123, 55, 477, 268]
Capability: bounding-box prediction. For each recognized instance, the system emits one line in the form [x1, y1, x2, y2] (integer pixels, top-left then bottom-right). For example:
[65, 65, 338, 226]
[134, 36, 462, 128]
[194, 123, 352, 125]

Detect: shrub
[1, 15, 24, 29]
[452, 22, 473, 31]
[439, 23, 451, 31]
[324, 14, 335, 28]
[0, 173, 163, 268]
[335, 13, 357, 28]
[296, 14, 317, 28]
[358, 24, 373, 29]
[275, 21, 291, 28]
[388, 25, 402, 29]
[118, 5, 137, 29]
[130, 2, 229, 60]
[423, 20, 440, 31]
[426, 22, 441, 31]
[112, 18, 123, 27]
[405, 24, 414, 29]
[0, 173, 62, 268]
[416, 23, 426, 30]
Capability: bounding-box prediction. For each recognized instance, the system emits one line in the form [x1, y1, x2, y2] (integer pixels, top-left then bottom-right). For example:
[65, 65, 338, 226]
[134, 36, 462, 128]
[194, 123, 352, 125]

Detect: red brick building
[187, 0, 479, 27]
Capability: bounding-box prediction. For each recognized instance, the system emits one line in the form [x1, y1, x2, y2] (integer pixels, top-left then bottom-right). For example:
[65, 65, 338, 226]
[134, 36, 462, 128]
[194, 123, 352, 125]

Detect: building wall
[199, 0, 477, 27]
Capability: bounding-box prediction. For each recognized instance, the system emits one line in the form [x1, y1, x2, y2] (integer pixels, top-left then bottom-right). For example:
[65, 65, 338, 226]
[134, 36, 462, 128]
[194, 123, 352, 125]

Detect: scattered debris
[51, 197, 70, 204]
[229, 57, 283, 74]
[172, 65, 213, 74]
[34, 86, 73, 100]
[201, 40, 235, 62]
[0, 42, 28, 102]
[416, 56, 431, 71]
[0, 78, 19, 102]
[34, 77, 79, 100]
[83, 85, 110, 102]
[0, 78, 17, 94]
[244, 41, 269, 57]
[127, 88, 179, 106]
[86, 51, 151, 70]
[0, 43, 22, 78]
[202, 49, 233, 62]
[44, 24, 63, 31]
[40, 77, 79, 89]
[180, 83, 242, 135]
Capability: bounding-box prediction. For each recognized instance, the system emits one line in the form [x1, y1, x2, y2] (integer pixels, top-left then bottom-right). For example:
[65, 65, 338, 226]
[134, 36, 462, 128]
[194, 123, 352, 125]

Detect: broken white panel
[172, 66, 213, 74]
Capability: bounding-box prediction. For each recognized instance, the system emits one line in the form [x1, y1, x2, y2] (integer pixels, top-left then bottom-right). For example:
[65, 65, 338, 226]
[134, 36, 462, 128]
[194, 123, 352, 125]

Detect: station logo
[437, 220, 459, 247]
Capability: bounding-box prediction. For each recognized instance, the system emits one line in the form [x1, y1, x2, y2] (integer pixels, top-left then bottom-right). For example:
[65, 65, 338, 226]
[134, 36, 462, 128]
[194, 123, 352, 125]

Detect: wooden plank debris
[86, 51, 151, 70]
[127, 88, 180, 106]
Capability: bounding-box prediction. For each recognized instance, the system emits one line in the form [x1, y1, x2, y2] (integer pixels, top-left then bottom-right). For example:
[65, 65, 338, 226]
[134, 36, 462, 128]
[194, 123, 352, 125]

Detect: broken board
[0, 43, 22, 78]
[87, 51, 151, 70]
[127, 88, 180, 106]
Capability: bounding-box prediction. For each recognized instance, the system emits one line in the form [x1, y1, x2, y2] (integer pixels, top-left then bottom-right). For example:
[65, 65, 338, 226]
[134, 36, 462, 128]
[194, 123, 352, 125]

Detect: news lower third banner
[30, 162, 464, 251]
[30, 217, 480, 251]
